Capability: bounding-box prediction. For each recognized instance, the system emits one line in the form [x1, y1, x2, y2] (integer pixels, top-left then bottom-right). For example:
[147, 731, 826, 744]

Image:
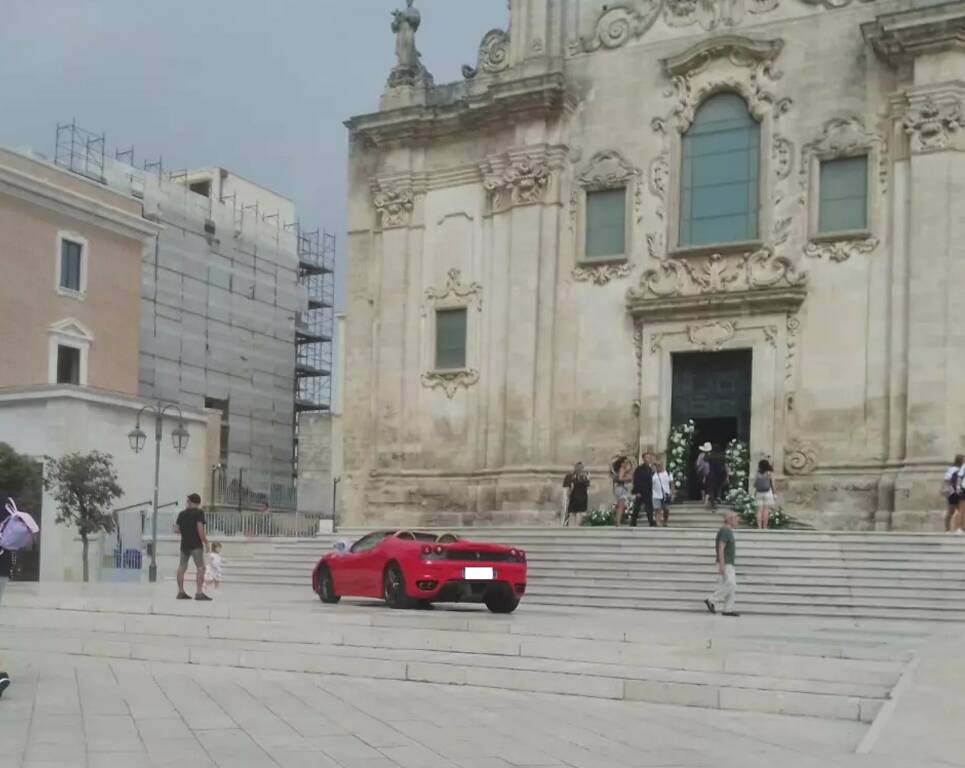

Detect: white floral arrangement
[667, 420, 696, 492]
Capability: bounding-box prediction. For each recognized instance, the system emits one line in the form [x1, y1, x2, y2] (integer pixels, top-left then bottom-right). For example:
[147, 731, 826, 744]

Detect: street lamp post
[129, 401, 190, 583]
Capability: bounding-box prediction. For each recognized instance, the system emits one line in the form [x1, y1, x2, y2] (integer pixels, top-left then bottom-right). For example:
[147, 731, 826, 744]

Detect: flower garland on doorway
[667, 419, 695, 497]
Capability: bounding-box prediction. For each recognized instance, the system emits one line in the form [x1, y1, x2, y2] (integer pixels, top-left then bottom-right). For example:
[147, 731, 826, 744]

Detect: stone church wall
[341, 0, 965, 530]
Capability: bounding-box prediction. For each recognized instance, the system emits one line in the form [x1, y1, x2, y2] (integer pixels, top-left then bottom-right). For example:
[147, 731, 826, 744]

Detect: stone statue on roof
[392, 0, 422, 70]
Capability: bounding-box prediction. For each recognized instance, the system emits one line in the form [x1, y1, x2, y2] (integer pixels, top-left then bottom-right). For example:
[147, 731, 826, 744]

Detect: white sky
[0, 1, 509, 307]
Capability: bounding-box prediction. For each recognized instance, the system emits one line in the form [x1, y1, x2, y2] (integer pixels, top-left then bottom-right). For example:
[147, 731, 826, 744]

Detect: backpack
[0, 498, 40, 553]
[754, 473, 772, 493]
[942, 469, 960, 497]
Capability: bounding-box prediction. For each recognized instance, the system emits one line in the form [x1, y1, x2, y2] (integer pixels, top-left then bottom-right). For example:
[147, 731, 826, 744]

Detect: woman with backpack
[943, 455, 964, 533]
[0, 546, 9, 698]
[754, 459, 776, 529]
[0, 497, 40, 700]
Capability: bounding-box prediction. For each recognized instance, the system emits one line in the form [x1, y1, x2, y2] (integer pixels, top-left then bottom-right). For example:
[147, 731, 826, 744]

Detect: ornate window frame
[800, 116, 885, 262]
[650, 36, 791, 260]
[420, 269, 482, 398]
[573, 150, 641, 271]
[48, 318, 93, 386]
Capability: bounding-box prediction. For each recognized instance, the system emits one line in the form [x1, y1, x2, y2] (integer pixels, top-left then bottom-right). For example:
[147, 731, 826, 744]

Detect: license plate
[464, 567, 494, 581]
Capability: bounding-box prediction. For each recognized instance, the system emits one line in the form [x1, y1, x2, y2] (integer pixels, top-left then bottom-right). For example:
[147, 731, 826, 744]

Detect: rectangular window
[818, 156, 868, 234]
[435, 308, 467, 370]
[585, 188, 627, 259]
[60, 239, 83, 292]
[204, 397, 230, 461]
[56, 345, 80, 385]
[679, 94, 761, 248]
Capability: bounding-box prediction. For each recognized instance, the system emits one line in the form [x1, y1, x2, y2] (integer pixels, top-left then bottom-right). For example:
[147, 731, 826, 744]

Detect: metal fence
[212, 472, 297, 512]
[205, 508, 330, 538]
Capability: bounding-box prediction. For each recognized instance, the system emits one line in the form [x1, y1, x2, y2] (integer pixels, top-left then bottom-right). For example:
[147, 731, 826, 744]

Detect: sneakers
[704, 599, 716, 614]
[955, 529, 964, 535]
[194, 593, 212, 602]
[176, 592, 191, 600]
[0, 673, 10, 699]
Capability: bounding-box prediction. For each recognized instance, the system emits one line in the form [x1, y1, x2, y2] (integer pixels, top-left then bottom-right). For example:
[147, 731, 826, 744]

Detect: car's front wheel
[317, 566, 340, 604]
[485, 587, 520, 614]
[383, 563, 411, 609]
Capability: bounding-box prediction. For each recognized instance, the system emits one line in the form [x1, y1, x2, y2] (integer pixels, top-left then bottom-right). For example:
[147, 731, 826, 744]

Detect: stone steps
[211, 527, 965, 621]
[0, 601, 905, 722]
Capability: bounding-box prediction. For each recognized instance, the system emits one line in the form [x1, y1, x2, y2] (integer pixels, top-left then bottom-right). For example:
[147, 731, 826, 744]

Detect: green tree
[43, 452, 123, 582]
[0, 442, 42, 514]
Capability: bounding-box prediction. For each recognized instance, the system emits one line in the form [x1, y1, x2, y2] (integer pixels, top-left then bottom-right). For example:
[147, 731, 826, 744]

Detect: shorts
[652, 497, 664, 511]
[949, 494, 960, 507]
[0, 576, 7, 605]
[179, 548, 204, 569]
[755, 491, 776, 508]
[614, 484, 630, 502]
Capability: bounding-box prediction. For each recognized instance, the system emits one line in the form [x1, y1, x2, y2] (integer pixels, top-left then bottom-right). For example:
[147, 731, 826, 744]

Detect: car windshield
[350, 531, 393, 553]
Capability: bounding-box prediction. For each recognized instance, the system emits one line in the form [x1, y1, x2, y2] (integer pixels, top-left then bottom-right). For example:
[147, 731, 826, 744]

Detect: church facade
[342, 0, 965, 530]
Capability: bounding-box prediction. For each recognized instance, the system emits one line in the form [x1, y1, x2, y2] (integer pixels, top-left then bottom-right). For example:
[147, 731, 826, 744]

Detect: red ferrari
[311, 530, 527, 613]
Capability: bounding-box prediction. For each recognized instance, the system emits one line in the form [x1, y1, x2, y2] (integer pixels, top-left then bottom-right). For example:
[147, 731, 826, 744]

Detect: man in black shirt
[630, 452, 656, 527]
[175, 493, 210, 601]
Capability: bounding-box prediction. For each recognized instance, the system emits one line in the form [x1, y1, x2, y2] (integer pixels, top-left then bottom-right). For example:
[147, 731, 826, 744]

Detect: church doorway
[670, 350, 752, 500]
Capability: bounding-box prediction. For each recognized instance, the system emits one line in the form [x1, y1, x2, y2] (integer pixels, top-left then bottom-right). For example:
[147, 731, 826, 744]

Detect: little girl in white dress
[205, 542, 224, 590]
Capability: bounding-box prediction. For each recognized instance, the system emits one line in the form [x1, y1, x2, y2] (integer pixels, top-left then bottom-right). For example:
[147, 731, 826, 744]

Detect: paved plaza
[0, 583, 963, 768]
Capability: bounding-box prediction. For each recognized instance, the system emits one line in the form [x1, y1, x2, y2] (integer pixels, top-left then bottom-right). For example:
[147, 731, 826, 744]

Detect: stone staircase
[0, 586, 916, 723]
[221, 527, 965, 621]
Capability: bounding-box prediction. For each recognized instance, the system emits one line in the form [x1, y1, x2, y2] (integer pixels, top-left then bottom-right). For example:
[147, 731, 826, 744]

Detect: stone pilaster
[864, 5, 965, 527]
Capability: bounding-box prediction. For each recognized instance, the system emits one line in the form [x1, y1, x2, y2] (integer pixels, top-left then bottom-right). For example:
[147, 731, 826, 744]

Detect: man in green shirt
[705, 510, 739, 617]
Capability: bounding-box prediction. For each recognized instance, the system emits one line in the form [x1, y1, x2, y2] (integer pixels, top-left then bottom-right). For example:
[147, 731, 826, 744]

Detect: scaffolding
[55, 120, 106, 182]
[294, 227, 335, 413]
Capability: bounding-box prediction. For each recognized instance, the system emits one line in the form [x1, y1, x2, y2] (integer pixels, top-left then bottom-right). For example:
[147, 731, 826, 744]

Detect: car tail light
[421, 545, 432, 555]
[435, 545, 444, 554]
[421, 545, 445, 561]
[509, 548, 526, 563]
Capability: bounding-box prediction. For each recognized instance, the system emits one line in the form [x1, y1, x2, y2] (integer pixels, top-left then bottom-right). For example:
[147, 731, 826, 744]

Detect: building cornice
[627, 288, 807, 323]
[862, 3, 965, 65]
[0, 162, 160, 241]
[346, 72, 574, 147]
[0, 385, 208, 423]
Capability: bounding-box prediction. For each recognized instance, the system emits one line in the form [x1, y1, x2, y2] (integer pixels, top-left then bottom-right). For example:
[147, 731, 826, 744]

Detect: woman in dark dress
[563, 462, 590, 527]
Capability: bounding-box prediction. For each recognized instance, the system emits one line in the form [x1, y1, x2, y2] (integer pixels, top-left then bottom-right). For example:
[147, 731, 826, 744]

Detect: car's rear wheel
[317, 566, 340, 604]
[485, 587, 520, 614]
[383, 563, 411, 609]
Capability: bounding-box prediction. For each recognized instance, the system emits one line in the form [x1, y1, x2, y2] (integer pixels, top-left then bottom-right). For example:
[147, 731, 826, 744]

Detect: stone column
[864, 5, 965, 527]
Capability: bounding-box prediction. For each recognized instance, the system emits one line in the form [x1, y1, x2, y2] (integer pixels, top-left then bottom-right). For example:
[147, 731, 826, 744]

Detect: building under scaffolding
[50, 121, 335, 509]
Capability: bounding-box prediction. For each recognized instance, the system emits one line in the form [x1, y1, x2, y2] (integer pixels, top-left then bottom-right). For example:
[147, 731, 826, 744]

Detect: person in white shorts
[754, 459, 776, 530]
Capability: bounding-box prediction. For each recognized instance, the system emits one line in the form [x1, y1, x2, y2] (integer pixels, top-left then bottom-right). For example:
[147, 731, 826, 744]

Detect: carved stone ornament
[652, 37, 789, 137]
[572, 262, 633, 286]
[903, 96, 963, 152]
[784, 438, 818, 475]
[804, 238, 879, 262]
[630, 247, 806, 300]
[570, 0, 781, 54]
[424, 268, 482, 311]
[773, 136, 794, 180]
[688, 320, 736, 351]
[373, 185, 415, 229]
[483, 157, 551, 211]
[580, 150, 641, 191]
[464, 28, 510, 78]
[420, 369, 480, 399]
[785, 314, 800, 382]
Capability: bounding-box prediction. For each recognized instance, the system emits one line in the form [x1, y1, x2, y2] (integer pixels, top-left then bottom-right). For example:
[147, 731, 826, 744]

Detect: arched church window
[679, 93, 760, 248]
